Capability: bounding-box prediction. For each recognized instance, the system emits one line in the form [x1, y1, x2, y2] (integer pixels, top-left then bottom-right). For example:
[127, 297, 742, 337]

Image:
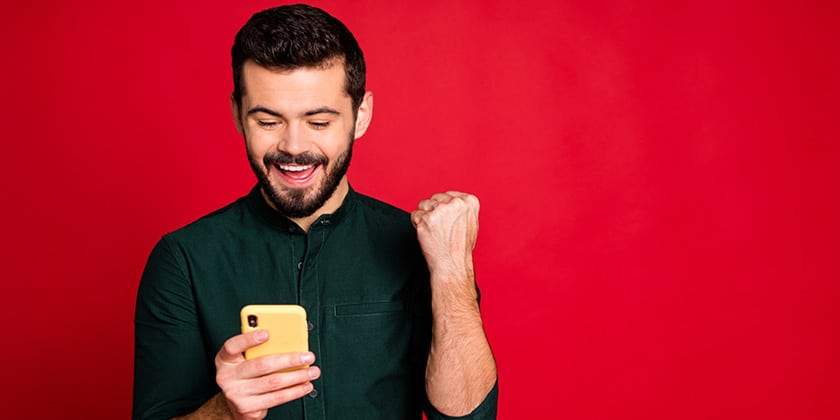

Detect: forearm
[425, 270, 497, 417]
[172, 393, 232, 420]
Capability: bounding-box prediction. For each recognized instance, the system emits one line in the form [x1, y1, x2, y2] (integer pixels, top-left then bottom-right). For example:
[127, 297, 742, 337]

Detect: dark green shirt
[133, 186, 497, 420]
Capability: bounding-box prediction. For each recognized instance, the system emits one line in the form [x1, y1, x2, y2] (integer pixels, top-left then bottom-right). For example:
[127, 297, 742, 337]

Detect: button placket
[299, 227, 326, 418]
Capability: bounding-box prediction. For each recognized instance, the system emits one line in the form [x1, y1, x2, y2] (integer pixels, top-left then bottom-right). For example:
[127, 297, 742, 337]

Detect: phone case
[240, 304, 309, 363]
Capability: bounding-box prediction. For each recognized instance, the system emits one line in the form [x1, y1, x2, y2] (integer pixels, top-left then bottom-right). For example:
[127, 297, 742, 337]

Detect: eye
[309, 121, 330, 129]
[257, 120, 278, 128]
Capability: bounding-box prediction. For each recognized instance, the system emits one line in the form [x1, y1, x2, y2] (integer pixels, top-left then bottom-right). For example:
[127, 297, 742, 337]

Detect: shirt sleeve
[424, 379, 499, 420]
[133, 236, 217, 420]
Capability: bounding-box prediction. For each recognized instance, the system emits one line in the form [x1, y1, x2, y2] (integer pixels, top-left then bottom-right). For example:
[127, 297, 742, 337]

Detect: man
[133, 4, 497, 420]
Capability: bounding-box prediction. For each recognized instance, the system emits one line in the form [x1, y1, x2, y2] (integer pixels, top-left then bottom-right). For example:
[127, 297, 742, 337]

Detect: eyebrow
[246, 106, 341, 118]
[304, 107, 341, 117]
[246, 106, 282, 117]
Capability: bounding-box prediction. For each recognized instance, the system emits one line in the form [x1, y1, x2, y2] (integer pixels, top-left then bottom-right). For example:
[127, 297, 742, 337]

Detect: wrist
[430, 279, 480, 318]
[427, 258, 474, 283]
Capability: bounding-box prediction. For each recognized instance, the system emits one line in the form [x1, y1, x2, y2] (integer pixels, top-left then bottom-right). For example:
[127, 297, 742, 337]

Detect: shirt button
[297, 261, 303, 271]
[309, 388, 318, 398]
[307, 321, 314, 331]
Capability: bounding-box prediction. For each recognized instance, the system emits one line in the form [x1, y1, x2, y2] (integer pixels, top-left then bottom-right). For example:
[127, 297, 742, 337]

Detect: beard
[248, 133, 354, 219]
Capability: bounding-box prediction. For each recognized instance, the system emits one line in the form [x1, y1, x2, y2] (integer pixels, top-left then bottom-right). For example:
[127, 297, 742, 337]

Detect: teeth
[278, 164, 314, 172]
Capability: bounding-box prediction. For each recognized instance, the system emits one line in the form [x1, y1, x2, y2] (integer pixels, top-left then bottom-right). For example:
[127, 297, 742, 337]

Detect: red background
[2, 0, 839, 418]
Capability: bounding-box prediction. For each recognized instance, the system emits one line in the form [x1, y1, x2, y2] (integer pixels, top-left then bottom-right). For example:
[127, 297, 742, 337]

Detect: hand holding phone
[215, 307, 318, 416]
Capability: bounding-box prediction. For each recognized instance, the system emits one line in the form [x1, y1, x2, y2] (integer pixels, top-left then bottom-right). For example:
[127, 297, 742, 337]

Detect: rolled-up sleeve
[425, 379, 499, 420]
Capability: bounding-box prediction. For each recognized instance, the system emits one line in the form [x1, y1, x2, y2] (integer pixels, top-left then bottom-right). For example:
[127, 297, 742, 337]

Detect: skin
[412, 192, 497, 415]
[176, 60, 496, 419]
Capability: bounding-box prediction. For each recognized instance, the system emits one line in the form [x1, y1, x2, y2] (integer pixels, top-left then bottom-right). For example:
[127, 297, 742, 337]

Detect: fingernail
[308, 367, 320, 379]
[255, 330, 269, 341]
[301, 352, 315, 364]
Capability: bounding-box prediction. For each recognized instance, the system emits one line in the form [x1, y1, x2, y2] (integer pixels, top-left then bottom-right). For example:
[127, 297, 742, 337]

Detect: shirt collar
[245, 184, 357, 234]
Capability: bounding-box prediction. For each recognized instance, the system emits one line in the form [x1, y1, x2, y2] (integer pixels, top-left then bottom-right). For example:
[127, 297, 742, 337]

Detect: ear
[353, 91, 374, 139]
[230, 93, 244, 136]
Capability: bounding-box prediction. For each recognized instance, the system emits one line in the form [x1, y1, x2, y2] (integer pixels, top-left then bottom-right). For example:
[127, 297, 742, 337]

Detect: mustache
[263, 151, 328, 167]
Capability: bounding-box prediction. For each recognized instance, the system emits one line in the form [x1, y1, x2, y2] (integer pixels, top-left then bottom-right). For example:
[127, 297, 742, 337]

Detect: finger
[239, 352, 316, 378]
[463, 193, 480, 209]
[219, 356, 319, 413]
[417, 199, 437, 211]
[412, 208, 439, 229]
[435, 192, 480, 211]
[236, 381, 316, 414]
[245, 365, 320, 396]
[430, 192, 457, 203]
[411, 210, 424, 228]
[218, 330, 270, 364]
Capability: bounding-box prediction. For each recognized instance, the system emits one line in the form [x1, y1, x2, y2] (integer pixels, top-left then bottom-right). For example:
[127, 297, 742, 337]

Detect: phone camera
[247, 314, 258, 328]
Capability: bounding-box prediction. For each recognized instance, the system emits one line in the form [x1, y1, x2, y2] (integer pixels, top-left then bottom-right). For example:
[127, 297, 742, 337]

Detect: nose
[278, 121, 309, 155]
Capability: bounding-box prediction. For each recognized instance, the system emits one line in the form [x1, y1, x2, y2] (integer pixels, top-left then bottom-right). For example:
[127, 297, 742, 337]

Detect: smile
[278, 163, 315, 172]
[274, 163, 320, 185]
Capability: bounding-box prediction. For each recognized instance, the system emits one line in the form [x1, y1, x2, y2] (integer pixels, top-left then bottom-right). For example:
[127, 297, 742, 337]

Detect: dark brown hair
[231, 4, 366, 113]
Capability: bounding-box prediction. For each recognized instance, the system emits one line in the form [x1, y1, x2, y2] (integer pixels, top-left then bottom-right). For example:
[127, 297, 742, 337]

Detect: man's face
[233, 60, 371, 219]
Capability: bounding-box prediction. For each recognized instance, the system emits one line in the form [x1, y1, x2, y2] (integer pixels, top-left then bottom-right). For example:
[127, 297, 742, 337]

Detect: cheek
[245, 132, 276, 155]
[321, 138, 350, 161]
[320, 124, 354, 154]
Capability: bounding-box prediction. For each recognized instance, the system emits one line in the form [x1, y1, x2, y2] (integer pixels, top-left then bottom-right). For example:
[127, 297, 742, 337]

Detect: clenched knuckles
[411, 191, 480, 282]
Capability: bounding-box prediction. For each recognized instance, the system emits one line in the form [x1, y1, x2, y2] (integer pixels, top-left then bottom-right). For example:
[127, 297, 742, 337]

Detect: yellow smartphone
[240, 305, 309, 366]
